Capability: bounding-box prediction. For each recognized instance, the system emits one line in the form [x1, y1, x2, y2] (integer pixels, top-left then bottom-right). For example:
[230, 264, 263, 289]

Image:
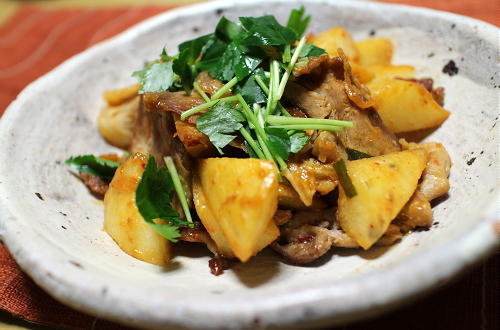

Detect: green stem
[211, 76, 238, 100]
[283, 44, 291, 63]
[164, 156, 193, 223]
[277, 36, 306, 99]
[275, 155, 288, 172]
[255, 75, 290, 117]
[256, 134, 275, 163]
[180, 95, 238, 120]
[239, 127, 266, 159]
[267, 115, 354, 127]
[269, 124, 343, 131]
[193, 82, 210, 102]
[254, 75, 269, 94]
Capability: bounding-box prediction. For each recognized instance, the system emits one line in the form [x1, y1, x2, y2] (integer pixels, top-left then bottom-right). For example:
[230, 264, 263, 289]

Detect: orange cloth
[0, 2, 498, 329]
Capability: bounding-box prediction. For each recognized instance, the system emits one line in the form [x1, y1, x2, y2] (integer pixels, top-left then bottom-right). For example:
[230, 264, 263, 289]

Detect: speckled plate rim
[0, 0, 498, 329]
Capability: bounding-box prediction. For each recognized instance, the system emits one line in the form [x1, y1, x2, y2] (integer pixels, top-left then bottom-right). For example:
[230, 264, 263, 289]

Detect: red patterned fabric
[0, 2, 498, 329]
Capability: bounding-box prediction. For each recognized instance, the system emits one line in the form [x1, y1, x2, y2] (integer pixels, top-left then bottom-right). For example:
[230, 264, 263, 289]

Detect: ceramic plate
[0, 0, 498, 329]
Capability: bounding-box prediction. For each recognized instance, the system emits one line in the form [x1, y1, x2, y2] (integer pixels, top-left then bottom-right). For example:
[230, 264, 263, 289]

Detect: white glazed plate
[0, 0, 498, 329]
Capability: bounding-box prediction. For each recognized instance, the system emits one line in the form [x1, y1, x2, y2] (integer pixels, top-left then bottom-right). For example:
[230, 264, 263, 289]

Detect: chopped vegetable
[346, 148, 372, 160]
[333, 159, 357, 198]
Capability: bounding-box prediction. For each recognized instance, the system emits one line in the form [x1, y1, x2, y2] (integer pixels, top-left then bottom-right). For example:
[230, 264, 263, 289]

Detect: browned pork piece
[272, 208, 402, 264]
[394, 139, 452, 232]
[285, 49, 400, 158]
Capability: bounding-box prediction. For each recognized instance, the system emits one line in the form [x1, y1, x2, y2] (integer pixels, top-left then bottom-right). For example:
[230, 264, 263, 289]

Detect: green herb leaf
[135, 156, 190, 242]
[233, 68, 267, 104]
[265, 127, 291, 160]
[160, 48, 173, 61]
[298, 43, 326, 57]
[196, 102, 246, 152]
[209, 43, 262, 82]
[286, 7, 311, 38]
[172, 49, 195, 94]
[65, 155, 120, 180]
[289, 131, 310, 153]
[346, 148, 372, 160]
[178, 33, 213, 62]
[132, 61, 174, 94]
[216, 16, 244, 42]
[239, 15, 298, 46]
[333, 159, 358, 198]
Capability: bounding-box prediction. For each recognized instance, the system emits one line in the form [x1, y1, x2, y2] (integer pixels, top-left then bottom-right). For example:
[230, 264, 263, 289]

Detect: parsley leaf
[239, 15, 298, 46]
[289, 131, 310, 153]
[286, 7, 311, 38]
[196, 102, 246, 152]
[65, 155, 120, 180]
[265, 127, 291, 160]
[132, 61, 174, 94]
[135, 156, 190, 242]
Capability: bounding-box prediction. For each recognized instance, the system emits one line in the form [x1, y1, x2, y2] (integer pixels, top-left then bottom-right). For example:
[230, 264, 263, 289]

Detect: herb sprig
[133, 8, 354, 173]
[135, 156, 193, 242]
[65, 155, 120, 180]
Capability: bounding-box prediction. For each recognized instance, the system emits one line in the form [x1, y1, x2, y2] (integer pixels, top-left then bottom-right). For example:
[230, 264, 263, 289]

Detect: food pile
[66, 8, 451, 275]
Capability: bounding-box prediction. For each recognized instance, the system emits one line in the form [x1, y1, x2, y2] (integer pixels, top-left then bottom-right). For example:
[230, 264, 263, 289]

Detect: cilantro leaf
[135, 156, 190, 242]
[286, 7, 311, 38]
[289, 131, 310, 153]
[265, 127, 291, 160]
[239, 15, 298, 46]
[196, 102, 246, 152]
[65, 155, 120, 180]
[132, 61, 174, 94]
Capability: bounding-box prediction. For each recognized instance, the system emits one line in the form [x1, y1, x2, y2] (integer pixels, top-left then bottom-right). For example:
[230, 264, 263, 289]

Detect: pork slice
[195, 71, 228, 97]
[174, 119, 215, 158]
[143, 90, 205, 123]
[292, 54, 330, 77]
[285, 53, 400, 156]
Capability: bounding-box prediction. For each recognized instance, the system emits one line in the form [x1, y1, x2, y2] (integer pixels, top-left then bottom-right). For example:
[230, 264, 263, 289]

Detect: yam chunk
[356, 38, 394, 66]
[368, 79, 450, 133]
[311, 27, 359, 61]
[196, 158, 279, 262]
[104, 153, 171, 266]
[338, 149, 428, 249]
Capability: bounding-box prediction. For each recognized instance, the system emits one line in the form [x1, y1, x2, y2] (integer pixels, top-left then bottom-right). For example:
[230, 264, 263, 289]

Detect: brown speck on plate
[442, 60, 459, 76]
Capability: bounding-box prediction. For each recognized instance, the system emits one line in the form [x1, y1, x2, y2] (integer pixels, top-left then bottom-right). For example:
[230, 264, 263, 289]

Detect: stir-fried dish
[66, 9, 452, 275]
